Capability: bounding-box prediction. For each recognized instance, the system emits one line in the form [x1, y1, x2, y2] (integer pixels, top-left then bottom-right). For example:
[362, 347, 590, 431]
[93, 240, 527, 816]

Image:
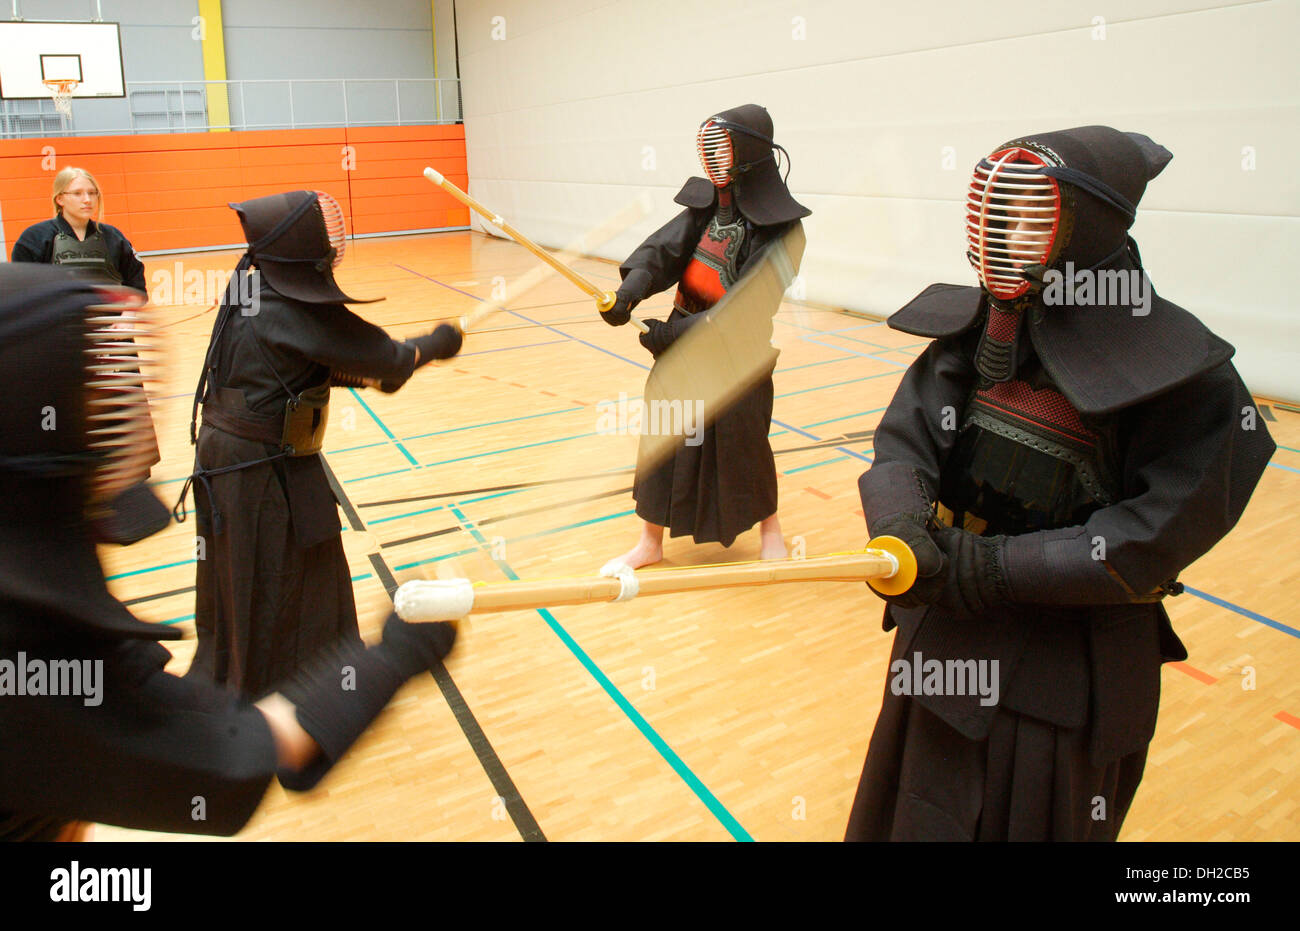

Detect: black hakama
[620, 193, 796, 548]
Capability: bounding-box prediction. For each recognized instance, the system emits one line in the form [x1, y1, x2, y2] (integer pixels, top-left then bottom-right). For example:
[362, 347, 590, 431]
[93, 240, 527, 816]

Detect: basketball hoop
[44, 79, 78, 118]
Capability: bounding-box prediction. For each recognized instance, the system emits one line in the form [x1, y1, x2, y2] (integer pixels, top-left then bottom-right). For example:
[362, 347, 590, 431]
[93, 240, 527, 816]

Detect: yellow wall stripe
[198, 0, 231, 131]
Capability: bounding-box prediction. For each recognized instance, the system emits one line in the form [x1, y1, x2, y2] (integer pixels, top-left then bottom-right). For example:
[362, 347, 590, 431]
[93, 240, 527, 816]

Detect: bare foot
[610, 537, 664, 570]
[760, 532, 788, 560]
[606, 522, 664, 570]
[759, 513, 787, 560]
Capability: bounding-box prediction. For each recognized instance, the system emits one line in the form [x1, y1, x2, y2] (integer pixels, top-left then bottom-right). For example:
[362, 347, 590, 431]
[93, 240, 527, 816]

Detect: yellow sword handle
[424, 166, 648, 333]
[865, 535, 919, 597]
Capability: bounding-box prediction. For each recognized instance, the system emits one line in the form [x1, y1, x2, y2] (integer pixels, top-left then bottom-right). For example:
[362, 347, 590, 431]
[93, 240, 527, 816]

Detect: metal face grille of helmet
[315, 190, 347, 267]
[697, 121, 735, 188]
[965, 147, 1061, 300]
[84, 287, 161, 507]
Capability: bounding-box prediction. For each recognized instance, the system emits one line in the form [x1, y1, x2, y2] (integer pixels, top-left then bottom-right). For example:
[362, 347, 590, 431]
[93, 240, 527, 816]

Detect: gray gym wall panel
[221, 0, 437, 128]
[456, 0, 1300, 402]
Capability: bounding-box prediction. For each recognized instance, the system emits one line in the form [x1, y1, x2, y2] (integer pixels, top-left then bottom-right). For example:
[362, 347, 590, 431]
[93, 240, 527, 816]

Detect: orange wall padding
[0, 124, 469, 254]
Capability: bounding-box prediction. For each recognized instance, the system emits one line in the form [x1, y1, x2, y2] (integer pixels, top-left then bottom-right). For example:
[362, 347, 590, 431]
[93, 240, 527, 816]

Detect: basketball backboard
[0, 21, 125, 99]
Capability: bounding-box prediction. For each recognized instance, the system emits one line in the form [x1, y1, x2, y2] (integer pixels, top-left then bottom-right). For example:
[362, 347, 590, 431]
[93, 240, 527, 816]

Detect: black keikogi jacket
[11, 215, 147, 291]
[618, 179, 801, 546]
[184, 273, 424, 696]
[868, 279, 1275, 763]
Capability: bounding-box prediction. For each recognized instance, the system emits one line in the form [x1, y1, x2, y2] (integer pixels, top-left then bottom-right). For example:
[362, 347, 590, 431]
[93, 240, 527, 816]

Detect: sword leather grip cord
[424, 166, 649, 334]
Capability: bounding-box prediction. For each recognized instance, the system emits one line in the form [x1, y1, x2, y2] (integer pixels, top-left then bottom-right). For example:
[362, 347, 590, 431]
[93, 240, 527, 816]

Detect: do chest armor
[52, 229, 122, 283]
[940, 306, 1121, 535]
[674, 190, 747, 315]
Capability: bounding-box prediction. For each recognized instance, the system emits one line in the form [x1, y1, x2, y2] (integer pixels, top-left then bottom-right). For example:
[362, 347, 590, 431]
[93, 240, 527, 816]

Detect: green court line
[391, 508, 635, 570]
[107, 558, 194, 581]
[783, 455, 854, 474]
[402, 406, 585, 441]
[448, 503, 753, 842]
[347, 387, 419, 467]
[804, 407, 887, 428]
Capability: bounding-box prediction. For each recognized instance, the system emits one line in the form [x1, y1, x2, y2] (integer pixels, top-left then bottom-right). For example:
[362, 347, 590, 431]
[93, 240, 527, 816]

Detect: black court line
[355, 430, 875, 510]
[383, 485, 634, 549]
[123, 431, 879, 606]
[124, 584, 195, 607]
[375, 432, 872, 547]
[359, 467, 637, 507]
[322, 458, 547, 843]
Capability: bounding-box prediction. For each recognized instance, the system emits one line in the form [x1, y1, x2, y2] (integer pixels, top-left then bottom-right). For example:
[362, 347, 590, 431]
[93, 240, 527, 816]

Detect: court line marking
[448, 502, 753, 842]
[322, 457, 547, 842]
[1182, 585, 1300, 640]
[392, 509, 636, 571]
[397, 264, 653, 372]
[347, 388, 420, 467]
[796, 335, 911, 369]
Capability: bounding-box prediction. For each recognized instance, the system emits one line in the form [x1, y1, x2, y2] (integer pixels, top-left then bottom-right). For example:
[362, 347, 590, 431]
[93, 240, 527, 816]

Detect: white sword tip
[423, 166, 444, 185]
[394, 578, 474, 621]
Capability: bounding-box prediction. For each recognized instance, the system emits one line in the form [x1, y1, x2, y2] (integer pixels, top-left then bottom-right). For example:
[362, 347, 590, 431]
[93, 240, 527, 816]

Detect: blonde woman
[12, 166, 167, 544]
[11, 166, 146, 290]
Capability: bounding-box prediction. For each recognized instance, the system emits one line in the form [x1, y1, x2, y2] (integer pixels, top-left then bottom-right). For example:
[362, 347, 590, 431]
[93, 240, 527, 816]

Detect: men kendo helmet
[0, 263, 178, 639]
[693, 104, 810, 227]
[228, 190, 379, 304]
[964, 126, 1173, 301]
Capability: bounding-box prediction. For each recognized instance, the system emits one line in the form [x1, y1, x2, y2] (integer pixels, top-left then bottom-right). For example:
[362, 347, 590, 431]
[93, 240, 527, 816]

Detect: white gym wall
[455, 0, 1299, 402]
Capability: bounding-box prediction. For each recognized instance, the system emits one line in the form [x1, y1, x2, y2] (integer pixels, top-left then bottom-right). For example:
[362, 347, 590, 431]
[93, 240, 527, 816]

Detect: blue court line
[804, 407, 887, 429]
[775, 370, 900, 400]
[459, 338, 569, 357]
[778, 317, 931, 355]
[1267, 461, 1300, 475]
[422, 431, 598, 468]
[783, 455, 853, 475]
[402, 406, 585, 441]
[823, 322, 886, 334]
[1182, 586, 1300, 640]
[397, 264, 652, 373]
[775, 356, 860, 374]
[774, 316, 893, 350]
[798, 335, 911, 369]
[348, 387, 419, 467]
[1275, 443, 1300, 455]
[832, 333, 924, 350]
[447, 502, 752, 841]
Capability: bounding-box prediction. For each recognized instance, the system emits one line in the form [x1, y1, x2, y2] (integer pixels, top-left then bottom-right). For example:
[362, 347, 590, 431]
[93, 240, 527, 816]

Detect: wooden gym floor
[94, 230, 1299, 841]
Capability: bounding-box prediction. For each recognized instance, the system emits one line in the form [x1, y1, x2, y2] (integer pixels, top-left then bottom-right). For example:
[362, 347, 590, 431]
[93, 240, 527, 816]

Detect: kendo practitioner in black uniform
[846, 126, 1275, 841]
[0, 263, 458, 840]
[177, 190, 463, 698]
[11, 165, 170, 545]
[601, 104, 811, 568]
